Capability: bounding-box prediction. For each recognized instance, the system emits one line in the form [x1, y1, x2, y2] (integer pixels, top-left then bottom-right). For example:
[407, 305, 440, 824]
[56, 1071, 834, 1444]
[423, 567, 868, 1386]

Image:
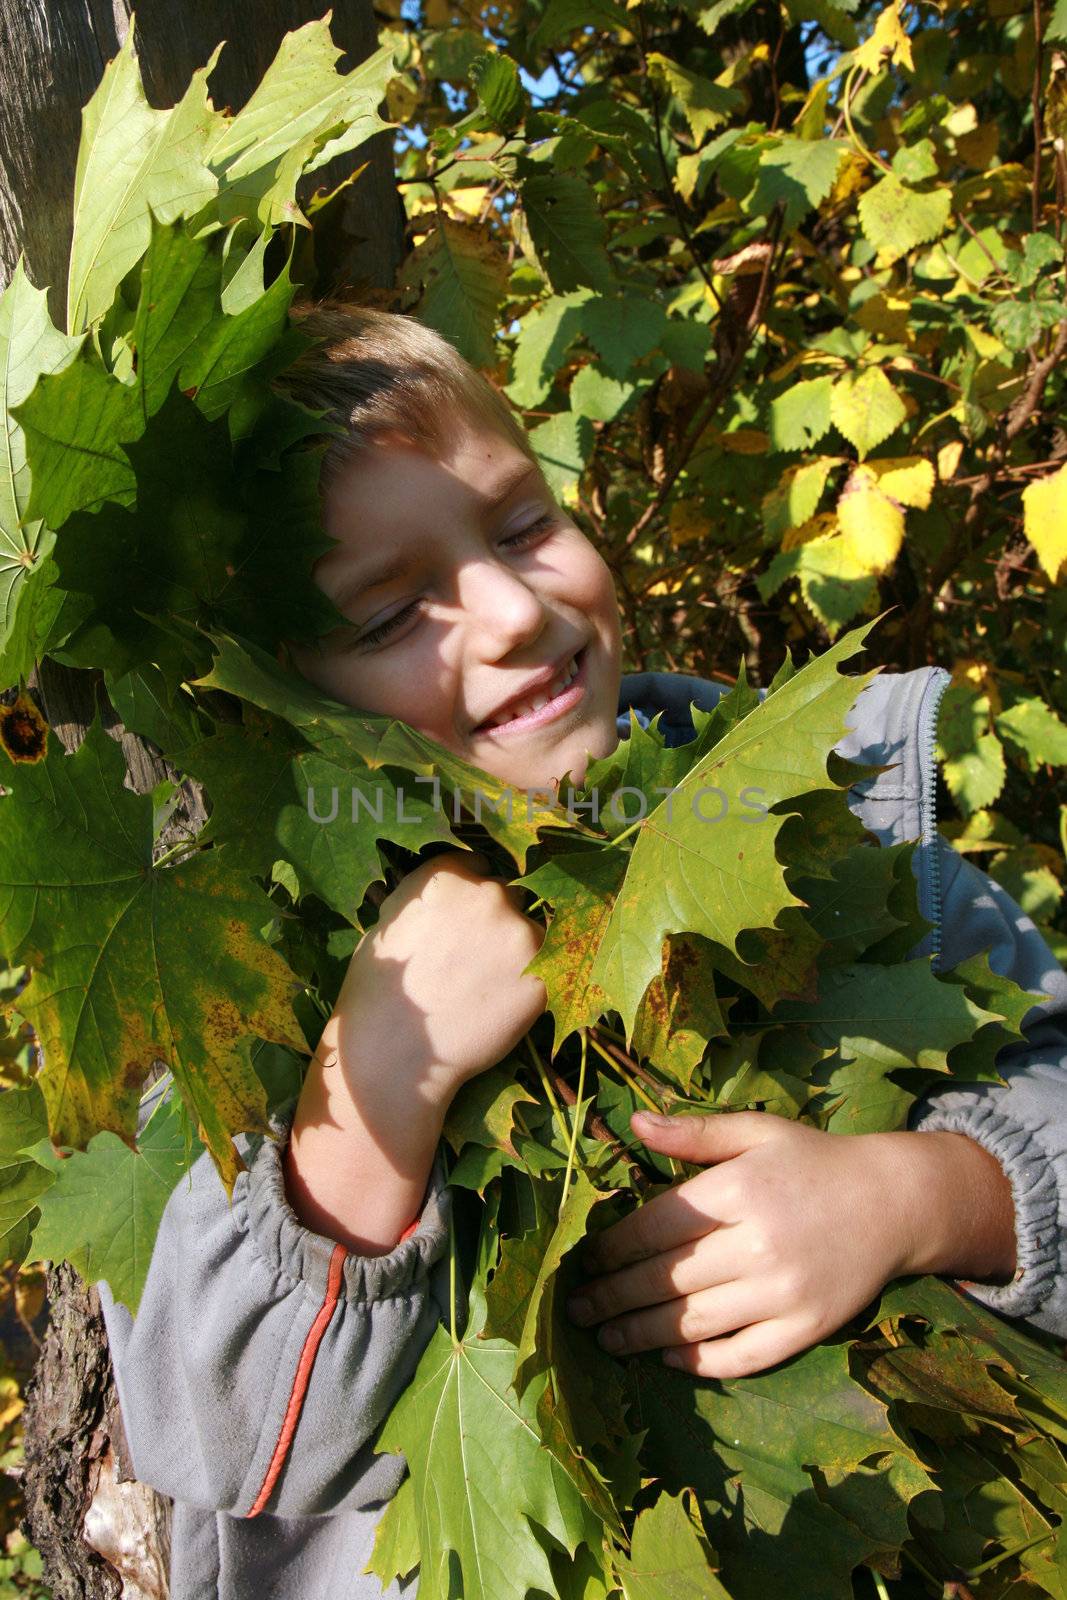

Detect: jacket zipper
[918, 666, 952, 972]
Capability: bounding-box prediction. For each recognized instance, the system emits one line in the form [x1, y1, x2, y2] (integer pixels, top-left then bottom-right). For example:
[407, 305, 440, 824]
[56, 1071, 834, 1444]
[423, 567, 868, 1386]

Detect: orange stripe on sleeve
[246, 1242, 348, 1518]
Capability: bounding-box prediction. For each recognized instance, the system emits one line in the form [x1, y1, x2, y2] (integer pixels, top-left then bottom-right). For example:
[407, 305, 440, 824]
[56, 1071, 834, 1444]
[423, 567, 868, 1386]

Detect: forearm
[283, 1009, 449, 1257]
[875, 1128, 1017, 1286]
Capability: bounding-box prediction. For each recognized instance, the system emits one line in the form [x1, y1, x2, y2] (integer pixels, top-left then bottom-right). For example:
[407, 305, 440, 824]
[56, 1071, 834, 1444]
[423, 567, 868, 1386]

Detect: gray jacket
[99, 666, 1067, 1599]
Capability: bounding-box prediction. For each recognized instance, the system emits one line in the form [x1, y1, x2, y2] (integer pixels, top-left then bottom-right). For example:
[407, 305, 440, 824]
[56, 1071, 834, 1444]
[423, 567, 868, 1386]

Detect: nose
[459, 556, 550, 658]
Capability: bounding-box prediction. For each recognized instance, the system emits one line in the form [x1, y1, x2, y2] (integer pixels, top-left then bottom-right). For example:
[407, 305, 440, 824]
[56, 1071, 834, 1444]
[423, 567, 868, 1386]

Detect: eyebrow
[328, 459, 545, 613]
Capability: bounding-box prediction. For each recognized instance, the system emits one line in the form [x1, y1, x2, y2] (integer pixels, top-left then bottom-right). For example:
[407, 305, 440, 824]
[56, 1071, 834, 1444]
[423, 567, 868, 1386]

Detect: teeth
[486, 654, 581, 729]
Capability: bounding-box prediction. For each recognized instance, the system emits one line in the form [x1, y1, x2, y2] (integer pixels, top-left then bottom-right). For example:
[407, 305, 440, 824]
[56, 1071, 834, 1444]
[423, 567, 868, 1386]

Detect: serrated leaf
[647, 54, 743, 142]
[28, 1085, 205, 1312]
[444, 1063, 537, 1156]
[1022, 463, 1067, 583]
[15, 354, 144, 529]
[507, 291, 593, 409]
[996, 697, 1067, 767]
[49, 388, 337, 683]
[769, 375, 835, 451]
[529, 410, 595, 498]
[936, 684, 1007, 815]
[830, 368, 907, 459]
[854, 1, 914, 74]
[0, 264, 83, 686]
[470, 52, 527, 133]
[206, 24, 395, 228]
[375, 1319, 598, 1600]
[0, 1083, 48, 1161]
[522, 173, 616, 295]
[762, 457, 838, 538]
[615, 1492, 731, 1599]
[636, 1340, 932, 1600]
[400, 217, 509, 369]
[750, 137, 848, 227]
[523, 624, 881, 1041]
[0, 715, 304, 1183]
[858, 175, 952, 266]
[67, 20, 219, 332]
[837, 467, 905, 575]
[990, 298, 1044, 352]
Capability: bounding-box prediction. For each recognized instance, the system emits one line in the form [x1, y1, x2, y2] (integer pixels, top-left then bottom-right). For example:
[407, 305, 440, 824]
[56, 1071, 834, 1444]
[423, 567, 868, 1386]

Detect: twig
[637, 11, 723, 309]
[1033, 0, 1045, 234]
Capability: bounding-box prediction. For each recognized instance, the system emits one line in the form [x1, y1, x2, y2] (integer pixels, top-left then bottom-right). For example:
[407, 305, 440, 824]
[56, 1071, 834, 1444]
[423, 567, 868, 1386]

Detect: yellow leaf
[937, 441, 964, 481]
[866, 455, 935, 509]
[955, 122, 1000, 169]
[965, 323, 1007, 360]
[669, 501, 713, 547]
[837, 467, 905, 574]
[854, 3, 914, 75]
[831, 150, 868, 205]
[854, 292, 912, 342]
[721, 429, 769, 454]
[445, 185, 491, 218]
[782, 510, 837, 552]
[1023, 464, 1067, 583]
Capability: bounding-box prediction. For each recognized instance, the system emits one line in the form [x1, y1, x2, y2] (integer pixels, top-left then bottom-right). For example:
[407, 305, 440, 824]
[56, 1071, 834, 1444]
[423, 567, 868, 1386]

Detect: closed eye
[345, 511, 560, 650]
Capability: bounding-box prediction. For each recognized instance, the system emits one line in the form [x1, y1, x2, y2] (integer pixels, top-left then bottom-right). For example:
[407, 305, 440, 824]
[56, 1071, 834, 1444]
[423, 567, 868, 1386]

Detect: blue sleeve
[907, 837, 1067, 1338]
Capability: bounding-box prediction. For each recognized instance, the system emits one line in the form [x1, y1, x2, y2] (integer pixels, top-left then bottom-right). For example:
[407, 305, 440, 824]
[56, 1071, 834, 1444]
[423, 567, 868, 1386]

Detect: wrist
[871, 1129, 1017, 1284]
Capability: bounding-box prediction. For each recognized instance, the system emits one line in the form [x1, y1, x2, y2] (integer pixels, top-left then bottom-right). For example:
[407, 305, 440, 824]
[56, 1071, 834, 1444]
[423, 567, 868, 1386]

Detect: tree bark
[1, 4, 403, 1593]
[0, 0, 405, 316]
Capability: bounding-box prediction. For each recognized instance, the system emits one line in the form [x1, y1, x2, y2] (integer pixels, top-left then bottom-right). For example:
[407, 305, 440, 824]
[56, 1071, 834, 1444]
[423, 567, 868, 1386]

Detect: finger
[662, 1317, 807, 1380]
[630, 1108, 779, 1165]
[590, 1281, 769, 1357]
[582, 1186, 726, 1277]
[568, 1235, 734, 1326]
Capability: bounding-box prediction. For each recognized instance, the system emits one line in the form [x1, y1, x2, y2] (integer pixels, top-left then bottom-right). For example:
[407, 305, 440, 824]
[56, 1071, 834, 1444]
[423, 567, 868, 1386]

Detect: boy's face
[288, 419, 624, 793]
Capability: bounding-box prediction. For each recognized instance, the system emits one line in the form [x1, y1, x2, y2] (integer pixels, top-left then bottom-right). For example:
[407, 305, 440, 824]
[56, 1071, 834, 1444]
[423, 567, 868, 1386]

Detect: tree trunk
[1, 4, 403, 1593]
[0, 0, 405, 313]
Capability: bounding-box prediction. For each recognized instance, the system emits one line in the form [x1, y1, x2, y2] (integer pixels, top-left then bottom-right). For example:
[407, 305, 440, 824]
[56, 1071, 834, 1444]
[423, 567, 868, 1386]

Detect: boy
[99, 303, 1067, 1599]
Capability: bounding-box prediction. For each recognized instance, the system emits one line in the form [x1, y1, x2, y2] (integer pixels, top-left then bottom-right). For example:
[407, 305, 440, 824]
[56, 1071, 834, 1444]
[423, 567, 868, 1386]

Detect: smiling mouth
[473, 645, 589, 736]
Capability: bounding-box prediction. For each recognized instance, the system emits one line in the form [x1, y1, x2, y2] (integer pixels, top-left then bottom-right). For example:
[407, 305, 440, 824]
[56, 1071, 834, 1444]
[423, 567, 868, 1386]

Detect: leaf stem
[525, 1035, 571, 1148]
[871, 1574, 891, 1600]
[559, 1029, 589, 1219]
[448, 1203, 459, 1348]
[965, 1526, 1054, 1579]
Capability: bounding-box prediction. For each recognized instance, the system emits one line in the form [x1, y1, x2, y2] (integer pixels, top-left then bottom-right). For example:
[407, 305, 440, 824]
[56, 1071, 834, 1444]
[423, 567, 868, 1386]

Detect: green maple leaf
[0, 264, 83, 687]
[66, 19, 219, 332]
[50, 387, 339, 684]
[523, 623, 882, 1042]
[194, 627, 559, 870]
[0, 715, 305, 1184]
[205, 22, 396, 229]
[635, 1341, 933, 1600]
[398, 216, 510, 370]
[374, 1315, 600, 1600]
[27, 1083, 205, 1312]
[483, 1175, 635, 1529]
[614, 1492, 731, 1599]
[111, 677, 452, 926]
[776, 958, 1001, 1133]
[444, 1062, 538, 1157]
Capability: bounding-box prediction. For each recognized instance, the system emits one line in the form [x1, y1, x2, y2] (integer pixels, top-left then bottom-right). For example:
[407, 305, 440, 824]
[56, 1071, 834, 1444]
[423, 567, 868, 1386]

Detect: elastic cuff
[233, 1110, 452, 1304]
[912, 1102, 1060, 1321]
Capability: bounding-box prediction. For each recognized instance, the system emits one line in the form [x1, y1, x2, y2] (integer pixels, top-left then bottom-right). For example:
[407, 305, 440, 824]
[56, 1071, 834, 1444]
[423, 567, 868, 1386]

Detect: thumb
[630, 1108, 775, 1164]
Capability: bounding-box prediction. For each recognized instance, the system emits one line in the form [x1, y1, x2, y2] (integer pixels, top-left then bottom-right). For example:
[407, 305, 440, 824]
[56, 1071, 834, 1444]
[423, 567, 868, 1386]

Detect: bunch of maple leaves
[0, 19, 1066, 1600]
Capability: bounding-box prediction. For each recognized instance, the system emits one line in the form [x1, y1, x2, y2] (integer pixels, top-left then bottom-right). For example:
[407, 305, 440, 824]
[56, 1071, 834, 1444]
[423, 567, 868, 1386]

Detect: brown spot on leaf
[0, 692, 49, 763]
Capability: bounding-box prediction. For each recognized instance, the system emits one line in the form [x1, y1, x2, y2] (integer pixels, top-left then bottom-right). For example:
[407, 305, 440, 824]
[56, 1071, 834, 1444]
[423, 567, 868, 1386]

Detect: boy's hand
[336, 849, 547, 1103]
[566, 1108, 1017, 1379]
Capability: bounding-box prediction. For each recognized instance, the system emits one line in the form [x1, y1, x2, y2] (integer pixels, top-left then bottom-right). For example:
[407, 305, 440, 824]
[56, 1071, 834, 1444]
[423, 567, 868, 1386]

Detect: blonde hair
[276, 299, 534, 486]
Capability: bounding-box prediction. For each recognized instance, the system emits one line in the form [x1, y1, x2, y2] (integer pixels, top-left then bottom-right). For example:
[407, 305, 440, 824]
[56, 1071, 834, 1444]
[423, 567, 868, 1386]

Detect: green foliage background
[1, 2, 1067, 1594]
[374, 0, 1067, 963]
